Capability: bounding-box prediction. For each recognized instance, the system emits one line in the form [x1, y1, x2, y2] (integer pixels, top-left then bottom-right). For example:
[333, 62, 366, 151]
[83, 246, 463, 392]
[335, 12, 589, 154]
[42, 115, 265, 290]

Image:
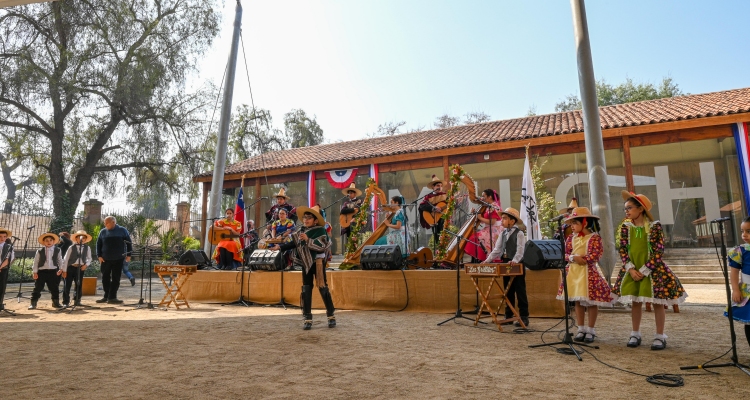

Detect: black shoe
[52, 301, 63, 309]
[74, 301, 83, 306]
[95, 298, 108, 303]
[62, 303, 70, 308]
[627, 336, 642, 348]
[303, 319, 312, 330]
[514, 318, 530, 327]
[28, 301, 37, 310]
[651, 338, 667, 350]
[107, 298, 123, 304]
[130, 278, 136, 286]
[328, 316, 336, 328]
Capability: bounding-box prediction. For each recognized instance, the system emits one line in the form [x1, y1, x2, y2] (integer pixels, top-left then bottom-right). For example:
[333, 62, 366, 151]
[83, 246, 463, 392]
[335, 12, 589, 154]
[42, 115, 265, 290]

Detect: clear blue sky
[197, 0, 750, 142]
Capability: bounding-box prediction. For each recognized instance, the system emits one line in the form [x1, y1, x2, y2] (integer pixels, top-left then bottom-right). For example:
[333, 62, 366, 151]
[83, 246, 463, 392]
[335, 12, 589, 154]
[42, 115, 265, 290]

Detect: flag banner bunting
[234, 187, 246, 247]
[520, 151, 542, 240]
[324, 168, 358, 189]
[733, 122, 750, 207]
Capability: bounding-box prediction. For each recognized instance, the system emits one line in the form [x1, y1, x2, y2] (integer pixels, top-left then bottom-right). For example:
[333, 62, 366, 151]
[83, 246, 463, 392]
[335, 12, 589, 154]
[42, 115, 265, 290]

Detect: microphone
[711, 217, 731, 223]
[12, 236, 20, 241]
[548, 215, 565, 223]
[27, 225, 35, 229]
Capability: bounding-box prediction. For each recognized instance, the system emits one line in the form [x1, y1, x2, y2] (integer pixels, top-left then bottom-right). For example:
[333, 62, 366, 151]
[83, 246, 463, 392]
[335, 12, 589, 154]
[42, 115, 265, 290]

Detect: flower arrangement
[344, 177, 376, 257]
[434, 164, 464, 260]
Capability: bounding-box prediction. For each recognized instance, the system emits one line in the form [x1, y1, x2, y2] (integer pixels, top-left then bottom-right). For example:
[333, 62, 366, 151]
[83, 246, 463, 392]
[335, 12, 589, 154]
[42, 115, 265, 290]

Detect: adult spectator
[95, 216, 132, 304]
[57, 232, 73, 257]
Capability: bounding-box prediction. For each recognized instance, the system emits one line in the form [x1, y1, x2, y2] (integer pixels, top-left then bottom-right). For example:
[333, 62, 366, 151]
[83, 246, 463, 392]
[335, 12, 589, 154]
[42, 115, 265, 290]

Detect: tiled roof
[202, 87, 750, 178]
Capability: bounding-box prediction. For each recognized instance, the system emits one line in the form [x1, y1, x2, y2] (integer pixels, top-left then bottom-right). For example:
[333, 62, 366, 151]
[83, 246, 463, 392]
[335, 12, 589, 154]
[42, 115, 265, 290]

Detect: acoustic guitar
[406, 247, 433, 269]
[208, 226, 240, 246]
[339, 207, 359, 229]
[421, 201, 447, 226]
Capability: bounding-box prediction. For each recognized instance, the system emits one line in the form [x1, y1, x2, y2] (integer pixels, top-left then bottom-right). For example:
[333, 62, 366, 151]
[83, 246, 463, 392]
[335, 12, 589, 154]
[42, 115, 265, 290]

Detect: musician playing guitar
[418, 175, 448, 245]
[265, 188, 297, 225]
[213, 208, 243, 270]
[339, 183, 363, 240]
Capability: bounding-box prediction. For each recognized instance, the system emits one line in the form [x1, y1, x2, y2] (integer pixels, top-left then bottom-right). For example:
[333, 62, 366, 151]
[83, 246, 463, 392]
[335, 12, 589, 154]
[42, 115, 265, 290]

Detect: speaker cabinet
[361, 245, 403, 270]
[178, 250, 210, 267]
[522, 240, 565, 271]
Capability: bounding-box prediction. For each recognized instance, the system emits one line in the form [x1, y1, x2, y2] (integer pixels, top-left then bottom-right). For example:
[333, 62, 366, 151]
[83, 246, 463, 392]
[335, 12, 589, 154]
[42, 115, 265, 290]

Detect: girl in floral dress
[556, 207, 615, 343]
[612, 192, 687, 350]
[465, 189, 503, 261]
[375, 196, 407, 254]
[271, 209, 295, 243]
[725, 216, 750, 350]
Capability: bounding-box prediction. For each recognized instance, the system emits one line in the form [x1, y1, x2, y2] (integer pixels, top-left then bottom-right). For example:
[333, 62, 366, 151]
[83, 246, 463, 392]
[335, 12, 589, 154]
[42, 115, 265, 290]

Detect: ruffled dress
[374, 209, 407, 255]
[612, 220, 687, 305]
[724, 244, 750, 324]
[556, 232, 616, 307]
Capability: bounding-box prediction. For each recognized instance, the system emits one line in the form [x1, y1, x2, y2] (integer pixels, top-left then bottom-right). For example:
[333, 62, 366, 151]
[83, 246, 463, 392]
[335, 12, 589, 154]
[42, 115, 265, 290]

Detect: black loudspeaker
[522, 240, 565, 271]
[248, 249, 284, 271]
[361, 245, 403, 270]
[179, 250, 210, 267]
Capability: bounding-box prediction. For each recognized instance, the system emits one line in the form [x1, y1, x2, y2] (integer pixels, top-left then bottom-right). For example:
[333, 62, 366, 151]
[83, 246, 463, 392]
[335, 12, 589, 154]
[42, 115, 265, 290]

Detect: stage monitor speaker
[522, 240, 565, 271]
[179, 250, 210, 267]
[248, 249, 284, 271]
[361, 245, 403, 270]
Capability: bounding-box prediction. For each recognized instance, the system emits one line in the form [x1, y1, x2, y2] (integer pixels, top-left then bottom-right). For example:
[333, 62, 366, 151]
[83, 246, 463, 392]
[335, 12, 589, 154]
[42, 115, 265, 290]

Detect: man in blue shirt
[96, 216, 132, 304]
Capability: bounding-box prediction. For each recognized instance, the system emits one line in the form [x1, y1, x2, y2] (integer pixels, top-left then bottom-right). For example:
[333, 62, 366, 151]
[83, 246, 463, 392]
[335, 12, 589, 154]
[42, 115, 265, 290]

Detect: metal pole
[205, 1, 243, 255]
[570, 0, 616, 278]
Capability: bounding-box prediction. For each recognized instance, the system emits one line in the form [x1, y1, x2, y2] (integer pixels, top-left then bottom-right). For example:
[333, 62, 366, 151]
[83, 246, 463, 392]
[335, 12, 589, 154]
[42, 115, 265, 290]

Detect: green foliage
[284, 109, 325, 148]
[428, 224, 459, 250]
[83, 221, 103, 254]
[157, 228, 182, 262]
[182, 236, 201, 251]
[555, 76, 683, 112]
[531, 155, 557, 238]
[228, 105, 285, 163]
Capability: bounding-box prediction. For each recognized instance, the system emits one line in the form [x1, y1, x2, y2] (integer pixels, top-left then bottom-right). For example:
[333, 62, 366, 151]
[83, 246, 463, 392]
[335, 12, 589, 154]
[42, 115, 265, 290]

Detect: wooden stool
[155, 265, 197, 309]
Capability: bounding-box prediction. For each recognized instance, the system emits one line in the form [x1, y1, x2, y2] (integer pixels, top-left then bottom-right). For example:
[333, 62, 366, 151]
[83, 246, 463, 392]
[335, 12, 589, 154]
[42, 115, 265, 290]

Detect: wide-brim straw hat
[621, 190, 654, 221]
[558, 197, 579, 214]
[0, 228, 11, 237]
[297, 205, 326, 226]
[429, 174, 443, 188]
[71, 230, 93, 244]
[564, 207, 600, 223]
[38, 232, 60, 246]
[500, 207, 521, 222]
[341, 183, 362, 197]
[274, 188, 291, 200]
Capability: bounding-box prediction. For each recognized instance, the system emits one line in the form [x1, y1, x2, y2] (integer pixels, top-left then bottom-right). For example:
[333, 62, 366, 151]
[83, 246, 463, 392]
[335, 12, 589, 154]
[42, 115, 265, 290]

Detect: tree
[283, 109, 324, 148]
[434, 114, 459, 129]
[464, 111, 491, 125]
[0, 1, 220, 229]
[554, 76, 683, 112]
[525, 105, 537, 117]
[228, 105, 285, 163]
[0, 126, 48, 213]
[366, 120, 406, 138]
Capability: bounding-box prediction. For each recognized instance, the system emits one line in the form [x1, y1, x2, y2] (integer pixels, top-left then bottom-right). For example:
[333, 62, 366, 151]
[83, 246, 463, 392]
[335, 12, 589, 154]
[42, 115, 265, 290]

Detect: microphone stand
[223, 232, 256, 307]
[7, 226, 34, 303]
[0, 238, 18, 315]
[529, 218, 596, 361]
[126, 243, 148, 309]
[681, 219, 750, 375]
[438, 230, 486, 326]
[64, 239, 89, 313]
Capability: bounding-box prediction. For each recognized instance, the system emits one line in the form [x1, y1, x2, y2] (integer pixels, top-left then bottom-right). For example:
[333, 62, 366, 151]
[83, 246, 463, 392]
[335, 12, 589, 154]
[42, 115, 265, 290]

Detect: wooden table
[155, 265, 197, 309]
[465, 263, 525, 331]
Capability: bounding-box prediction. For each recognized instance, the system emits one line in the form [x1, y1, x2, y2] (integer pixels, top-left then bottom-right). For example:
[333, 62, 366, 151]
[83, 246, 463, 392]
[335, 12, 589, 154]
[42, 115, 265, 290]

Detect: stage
[182, 268, 565, 317]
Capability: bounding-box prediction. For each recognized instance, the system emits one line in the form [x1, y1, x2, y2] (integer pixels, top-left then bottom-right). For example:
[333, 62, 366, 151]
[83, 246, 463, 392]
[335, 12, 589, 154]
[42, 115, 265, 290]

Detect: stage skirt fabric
[724, 245, 750, 324]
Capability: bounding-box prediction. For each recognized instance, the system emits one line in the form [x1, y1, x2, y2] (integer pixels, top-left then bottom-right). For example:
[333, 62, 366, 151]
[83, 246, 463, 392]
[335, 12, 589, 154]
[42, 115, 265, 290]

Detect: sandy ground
[1, 280, 749, 399]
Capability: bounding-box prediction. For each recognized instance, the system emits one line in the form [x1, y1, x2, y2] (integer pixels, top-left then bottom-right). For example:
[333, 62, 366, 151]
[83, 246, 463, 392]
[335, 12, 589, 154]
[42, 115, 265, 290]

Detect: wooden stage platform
[182, 269, 565, 317]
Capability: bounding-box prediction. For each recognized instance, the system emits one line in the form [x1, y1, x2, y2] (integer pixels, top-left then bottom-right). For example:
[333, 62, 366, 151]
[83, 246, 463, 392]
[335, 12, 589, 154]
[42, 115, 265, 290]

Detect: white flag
[520, 152, 542, 240]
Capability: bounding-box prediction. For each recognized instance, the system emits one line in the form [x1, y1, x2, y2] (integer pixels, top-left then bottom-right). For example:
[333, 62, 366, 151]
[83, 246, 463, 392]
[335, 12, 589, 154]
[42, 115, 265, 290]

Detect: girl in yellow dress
[556, 207, 616, 343]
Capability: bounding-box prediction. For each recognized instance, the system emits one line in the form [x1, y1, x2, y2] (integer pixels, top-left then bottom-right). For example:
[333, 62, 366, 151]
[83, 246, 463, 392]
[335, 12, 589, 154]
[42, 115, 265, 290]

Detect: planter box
[82, 276, 97, 296]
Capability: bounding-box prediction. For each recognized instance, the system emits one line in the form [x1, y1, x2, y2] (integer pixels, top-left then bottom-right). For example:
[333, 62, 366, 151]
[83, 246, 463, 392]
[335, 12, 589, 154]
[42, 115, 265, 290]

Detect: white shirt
[33, 246, 63, 273]
[483, 226, 526, 264]
[0, 242, 15, 268]
[62, 244, 92, 273]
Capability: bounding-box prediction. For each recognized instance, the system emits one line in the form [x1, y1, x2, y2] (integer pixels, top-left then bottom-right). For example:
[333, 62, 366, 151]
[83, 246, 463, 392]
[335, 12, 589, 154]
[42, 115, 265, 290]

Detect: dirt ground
[1, 280, 749, 399]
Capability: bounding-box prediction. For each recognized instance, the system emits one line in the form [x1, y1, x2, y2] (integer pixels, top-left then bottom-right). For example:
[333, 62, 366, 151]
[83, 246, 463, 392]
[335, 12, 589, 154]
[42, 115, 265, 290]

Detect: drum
[248, 249, 284, 271]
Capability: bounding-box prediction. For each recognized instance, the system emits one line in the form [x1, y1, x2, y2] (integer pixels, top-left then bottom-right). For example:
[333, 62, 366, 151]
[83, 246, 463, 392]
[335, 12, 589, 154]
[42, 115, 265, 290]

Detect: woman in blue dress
[375, 196, 407, 254]
[726, 215, 750, 350]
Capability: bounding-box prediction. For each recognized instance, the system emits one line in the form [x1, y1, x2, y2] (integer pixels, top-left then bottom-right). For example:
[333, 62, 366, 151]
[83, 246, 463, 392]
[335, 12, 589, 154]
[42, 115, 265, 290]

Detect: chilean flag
[235, 187, 245, 247]
[324, 168, 358, 189]
[734, 122, 750, 207]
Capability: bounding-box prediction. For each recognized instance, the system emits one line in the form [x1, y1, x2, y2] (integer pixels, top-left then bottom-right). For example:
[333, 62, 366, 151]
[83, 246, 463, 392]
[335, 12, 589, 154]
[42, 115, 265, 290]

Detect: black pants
[218, 248, 238, 270]
[101, 259, 124, 300]
[745, 325, 750, 349]
[31, 269, 61, 302]
[431, 219, 444, 246]
[502, 259, 528, 318]
[301, 259, 327, 287]
[0, 267, 9, 302]
[63, 266, 84, 304]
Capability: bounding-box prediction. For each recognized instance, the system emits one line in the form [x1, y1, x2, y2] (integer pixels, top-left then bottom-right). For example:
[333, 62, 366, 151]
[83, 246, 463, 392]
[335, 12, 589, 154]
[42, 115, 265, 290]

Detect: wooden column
[622, 136, 635, 193]
[255, 178, 262, 225]
[201, 182, 210, 247]
[443, 156, 449, 182]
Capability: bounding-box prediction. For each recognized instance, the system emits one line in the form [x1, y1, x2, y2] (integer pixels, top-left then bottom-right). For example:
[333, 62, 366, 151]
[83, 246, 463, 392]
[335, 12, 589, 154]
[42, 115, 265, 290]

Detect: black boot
[52, 300, 63, 309]
[29, 299, 38, 310]
[301, 285, 313, 330]
[319, 286, 336, 328]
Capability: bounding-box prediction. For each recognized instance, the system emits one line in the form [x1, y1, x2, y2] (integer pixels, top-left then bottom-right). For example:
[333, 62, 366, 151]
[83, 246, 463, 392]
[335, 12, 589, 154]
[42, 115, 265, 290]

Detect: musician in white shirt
[0, 228, 16, 310]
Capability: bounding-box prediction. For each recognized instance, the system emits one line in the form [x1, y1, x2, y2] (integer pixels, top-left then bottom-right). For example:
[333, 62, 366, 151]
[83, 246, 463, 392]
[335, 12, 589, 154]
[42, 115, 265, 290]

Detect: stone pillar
[83, 199, 104, 225]
[176, 202, 191, 237]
